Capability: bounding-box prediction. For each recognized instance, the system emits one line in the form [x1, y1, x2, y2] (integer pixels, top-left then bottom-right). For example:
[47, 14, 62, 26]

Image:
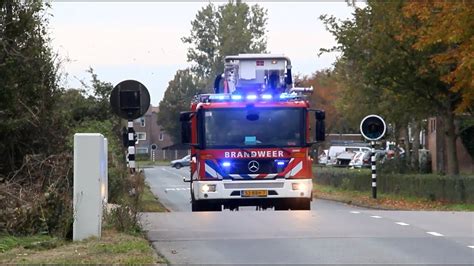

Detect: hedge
[313, 167, 474, 203]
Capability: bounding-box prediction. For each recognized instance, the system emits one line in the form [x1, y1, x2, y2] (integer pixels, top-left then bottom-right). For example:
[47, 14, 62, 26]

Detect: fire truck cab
[180, 54, 325, 211]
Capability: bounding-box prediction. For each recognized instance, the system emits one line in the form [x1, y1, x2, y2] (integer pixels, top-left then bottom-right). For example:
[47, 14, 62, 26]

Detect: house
[426, 117, 473, 174]
[132, 106, 174, 160]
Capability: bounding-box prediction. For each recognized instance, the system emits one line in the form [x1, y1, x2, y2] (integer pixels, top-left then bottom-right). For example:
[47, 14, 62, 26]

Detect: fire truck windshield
[203, 108, 304, 148]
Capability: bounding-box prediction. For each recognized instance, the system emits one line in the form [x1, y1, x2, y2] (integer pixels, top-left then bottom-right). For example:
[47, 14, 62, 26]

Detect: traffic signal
[360, 115, 386, 141]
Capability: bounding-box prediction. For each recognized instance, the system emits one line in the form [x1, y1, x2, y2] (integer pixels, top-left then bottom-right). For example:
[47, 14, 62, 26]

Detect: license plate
[241, 190, 268, 197]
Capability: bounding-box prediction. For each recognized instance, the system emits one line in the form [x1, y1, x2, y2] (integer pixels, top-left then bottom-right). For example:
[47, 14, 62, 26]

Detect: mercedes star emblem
[248, 160, 260, 173]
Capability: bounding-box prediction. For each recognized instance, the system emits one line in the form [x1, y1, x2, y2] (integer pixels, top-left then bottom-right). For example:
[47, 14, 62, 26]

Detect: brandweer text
[224, 151, 284, 158]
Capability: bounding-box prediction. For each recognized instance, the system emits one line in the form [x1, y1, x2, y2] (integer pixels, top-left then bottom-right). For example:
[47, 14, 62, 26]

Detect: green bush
[103, 172, 145, 234]
[135, 154, 150, 161]
[0, 154, 74, 238]
[314, 167, 474, 203]
[108, 167, 127, 203]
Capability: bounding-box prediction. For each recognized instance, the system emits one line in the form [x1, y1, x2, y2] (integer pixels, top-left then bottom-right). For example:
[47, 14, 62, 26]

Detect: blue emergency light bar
[199, 92, 300, 103]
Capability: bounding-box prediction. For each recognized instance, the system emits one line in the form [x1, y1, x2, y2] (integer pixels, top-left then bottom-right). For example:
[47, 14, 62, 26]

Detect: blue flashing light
[231, 95, 242, 100]
[279, 93, 298, 100]
[261, 94, 272, 100]
[209, 94, 226, 100]
[247, 95, 257, 100]
[222, 162, 231, 167]
[277, 161, 285, 166]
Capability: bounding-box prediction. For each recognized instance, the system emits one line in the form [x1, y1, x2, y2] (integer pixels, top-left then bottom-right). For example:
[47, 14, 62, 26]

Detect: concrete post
[73, 133, 107, 241]
[102, 138, 108, 204]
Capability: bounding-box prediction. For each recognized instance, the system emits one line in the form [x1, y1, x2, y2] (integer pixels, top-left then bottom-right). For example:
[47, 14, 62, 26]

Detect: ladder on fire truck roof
[213, 54, 313, 96]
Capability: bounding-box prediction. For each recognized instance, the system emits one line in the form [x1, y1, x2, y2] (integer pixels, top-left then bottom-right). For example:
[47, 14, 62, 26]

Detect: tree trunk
[444, 111, 459, 176]
[411, 121, 420, 171]
[404, 124, 411, 167]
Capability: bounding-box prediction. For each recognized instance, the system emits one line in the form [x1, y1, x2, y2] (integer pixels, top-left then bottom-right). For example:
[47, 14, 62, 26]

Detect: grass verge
[136, 160, 169, 168]
[313, 181, 474, 211]
[139, 181, 169, 212]
[0, 229, 165, 264]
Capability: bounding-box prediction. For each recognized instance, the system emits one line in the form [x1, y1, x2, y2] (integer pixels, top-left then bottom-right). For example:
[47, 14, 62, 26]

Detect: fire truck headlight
[201, 184, 216, 193]
[292, 183, 306, 191]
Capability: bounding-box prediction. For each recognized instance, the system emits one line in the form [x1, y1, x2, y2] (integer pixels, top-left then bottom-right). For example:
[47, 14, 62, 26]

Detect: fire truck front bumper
[192, 178, 313, 201]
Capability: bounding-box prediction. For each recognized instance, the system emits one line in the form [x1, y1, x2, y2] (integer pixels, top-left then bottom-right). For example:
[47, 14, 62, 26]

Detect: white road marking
[165, 187, 190, 192]
[467, 246, 474, 249]
[395, 222, 410, 226]
[370, 215, 382, 219]
[161, 167, 185, 178]
[350, 211, 360, 214]
[427, 232, 443, 237]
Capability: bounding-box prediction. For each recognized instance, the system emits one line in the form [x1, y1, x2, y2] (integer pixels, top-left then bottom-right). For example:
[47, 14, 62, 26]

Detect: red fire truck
[180, 54, 325, 211]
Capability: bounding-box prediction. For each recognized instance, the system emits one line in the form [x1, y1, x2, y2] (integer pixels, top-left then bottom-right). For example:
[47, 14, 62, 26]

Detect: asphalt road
[141, 166, 474, 264]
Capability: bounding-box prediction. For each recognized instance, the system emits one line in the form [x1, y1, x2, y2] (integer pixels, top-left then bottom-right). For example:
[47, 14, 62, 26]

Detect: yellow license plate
[242, 190, 268, 197]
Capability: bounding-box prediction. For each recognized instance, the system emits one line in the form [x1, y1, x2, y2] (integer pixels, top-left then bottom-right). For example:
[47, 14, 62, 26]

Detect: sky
[48, 2, 360, 106]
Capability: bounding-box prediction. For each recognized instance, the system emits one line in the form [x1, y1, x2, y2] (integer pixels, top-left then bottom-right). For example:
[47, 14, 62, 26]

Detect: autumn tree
[0, 0, 63, 175]
[158, 1, 268, 142]
[157, 69, 205, 142]
[298, 70, 349, 133]
[320, 1, 461, 173]
[182, 0, 268, 83]
[401, 1, 474, 114]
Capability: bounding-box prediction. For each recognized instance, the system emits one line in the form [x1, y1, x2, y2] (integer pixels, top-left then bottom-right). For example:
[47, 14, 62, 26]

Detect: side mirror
[180, 112, 194, 144]
[315, 110, 325, 142]
[180, 111, 193, 122]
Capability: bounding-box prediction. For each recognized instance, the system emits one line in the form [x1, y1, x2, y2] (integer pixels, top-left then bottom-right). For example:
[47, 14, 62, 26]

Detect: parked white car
[348, 151, 368, 168]
[349, 150, 387, 168]
[318, 149, 328, 165]
[327, 145, 370, 166]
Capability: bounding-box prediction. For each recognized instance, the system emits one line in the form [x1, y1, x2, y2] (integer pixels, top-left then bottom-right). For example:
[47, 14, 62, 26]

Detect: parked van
[327, 145, 371, 166]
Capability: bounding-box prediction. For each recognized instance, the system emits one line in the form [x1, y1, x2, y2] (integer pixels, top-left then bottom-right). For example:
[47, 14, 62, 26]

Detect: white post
[73, 133, 106, 241]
